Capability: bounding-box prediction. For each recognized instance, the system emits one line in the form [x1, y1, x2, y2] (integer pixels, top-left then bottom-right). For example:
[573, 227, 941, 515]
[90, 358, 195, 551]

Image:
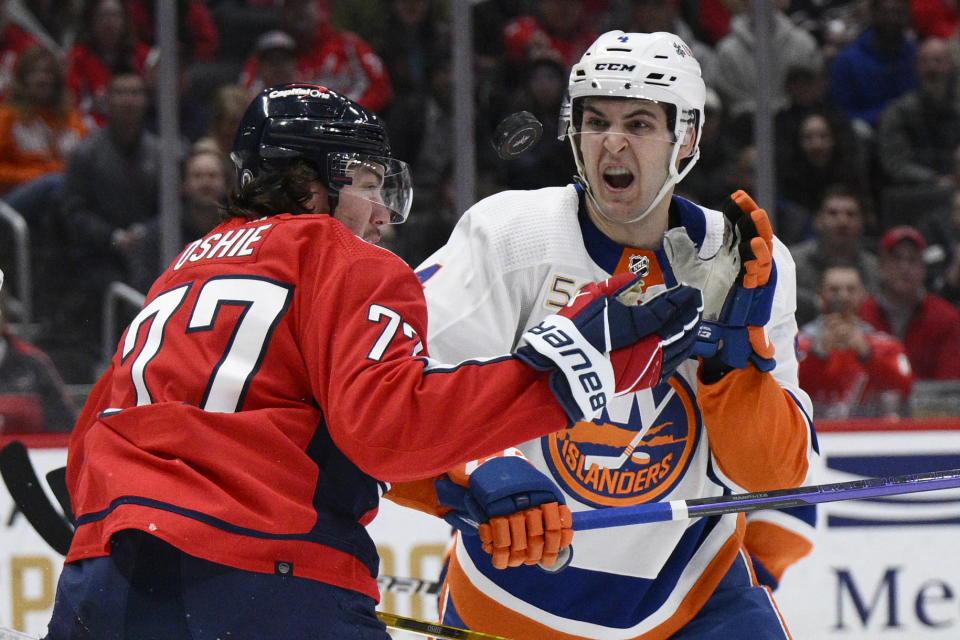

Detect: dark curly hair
[223, 159, 324, 221]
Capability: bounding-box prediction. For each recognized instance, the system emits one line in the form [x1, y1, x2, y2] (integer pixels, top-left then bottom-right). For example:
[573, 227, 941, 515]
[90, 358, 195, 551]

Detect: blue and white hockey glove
[435, 456, 573, 569]
[516, 272, 703, 422]
[692, 190, 777, 373]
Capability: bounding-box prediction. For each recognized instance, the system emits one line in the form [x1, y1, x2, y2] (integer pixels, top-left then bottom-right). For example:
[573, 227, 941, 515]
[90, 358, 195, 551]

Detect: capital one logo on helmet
[542, 377, 699, 508]
[268, 86, 328, 99]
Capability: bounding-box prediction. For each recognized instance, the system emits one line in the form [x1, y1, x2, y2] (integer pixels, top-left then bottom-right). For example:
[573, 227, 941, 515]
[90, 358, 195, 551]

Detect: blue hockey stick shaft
[572, 468, 960, 531]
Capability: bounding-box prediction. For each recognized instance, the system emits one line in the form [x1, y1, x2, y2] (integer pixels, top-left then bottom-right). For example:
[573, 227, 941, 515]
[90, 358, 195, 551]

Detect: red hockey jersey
[240, 25, 392, 113]
[65, 213, 568, 600]
[797, 320, 914, 418]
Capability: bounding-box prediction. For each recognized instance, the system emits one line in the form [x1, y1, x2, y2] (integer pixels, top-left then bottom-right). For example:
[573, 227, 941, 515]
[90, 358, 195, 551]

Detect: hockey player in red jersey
[41, 83, 705, 640]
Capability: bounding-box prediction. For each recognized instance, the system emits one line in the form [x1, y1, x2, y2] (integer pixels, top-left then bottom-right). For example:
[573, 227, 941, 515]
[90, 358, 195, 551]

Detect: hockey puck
[492, 111, 543, 159]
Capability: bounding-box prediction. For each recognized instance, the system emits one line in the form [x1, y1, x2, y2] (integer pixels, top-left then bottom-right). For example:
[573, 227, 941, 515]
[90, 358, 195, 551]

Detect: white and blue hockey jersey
[390, 185, 818, 639]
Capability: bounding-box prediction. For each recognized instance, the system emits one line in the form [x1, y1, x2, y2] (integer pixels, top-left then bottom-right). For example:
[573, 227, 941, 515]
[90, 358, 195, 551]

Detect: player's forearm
[698, 365, 811, 492]
[327, 357, 566, 483]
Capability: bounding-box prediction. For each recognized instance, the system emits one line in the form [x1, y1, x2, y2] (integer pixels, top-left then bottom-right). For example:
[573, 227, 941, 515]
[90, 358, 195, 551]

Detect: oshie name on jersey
[173, 223, 273, 270]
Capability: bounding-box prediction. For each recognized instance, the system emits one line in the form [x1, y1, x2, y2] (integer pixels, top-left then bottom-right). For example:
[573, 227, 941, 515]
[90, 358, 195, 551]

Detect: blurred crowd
[1, 0, 960, 432]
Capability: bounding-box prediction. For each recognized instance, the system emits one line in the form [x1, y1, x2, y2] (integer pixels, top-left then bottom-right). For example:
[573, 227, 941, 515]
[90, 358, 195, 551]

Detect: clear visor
[328, 152, 413, 224]
[560, 96, 679, 145]
[571, 114, 676, 145]
[567, 130, 676, 149]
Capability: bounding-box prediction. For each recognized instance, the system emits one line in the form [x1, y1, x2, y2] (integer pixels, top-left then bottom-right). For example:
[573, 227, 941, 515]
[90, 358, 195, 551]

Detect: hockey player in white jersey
[387, 31, 818, 639]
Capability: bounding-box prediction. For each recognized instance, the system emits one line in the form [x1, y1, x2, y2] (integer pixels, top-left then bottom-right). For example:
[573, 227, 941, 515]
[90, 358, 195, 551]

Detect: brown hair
[210, 84, 250, 125]
[224, 159, 322, 220]
[8, 46, 68, 115]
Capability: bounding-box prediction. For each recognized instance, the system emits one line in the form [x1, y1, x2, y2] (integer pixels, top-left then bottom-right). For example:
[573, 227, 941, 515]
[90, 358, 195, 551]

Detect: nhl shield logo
[628, 254, 650, 277]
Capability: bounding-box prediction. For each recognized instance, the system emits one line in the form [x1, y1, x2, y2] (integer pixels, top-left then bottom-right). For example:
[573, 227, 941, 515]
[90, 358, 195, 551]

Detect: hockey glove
[692, 190, 777, 372]
[435, 456, 573, 569]
[516, 272, 703, 422]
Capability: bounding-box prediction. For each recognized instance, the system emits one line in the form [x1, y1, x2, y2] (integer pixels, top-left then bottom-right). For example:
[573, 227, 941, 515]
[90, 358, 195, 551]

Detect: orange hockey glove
[436, 456, 574, 569]
[692, 190, 777, 372]
[478, 502, 574, 569]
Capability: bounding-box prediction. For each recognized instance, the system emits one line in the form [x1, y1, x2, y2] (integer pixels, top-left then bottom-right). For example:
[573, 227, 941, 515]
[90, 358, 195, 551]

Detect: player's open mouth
[603, 166, 634, 190]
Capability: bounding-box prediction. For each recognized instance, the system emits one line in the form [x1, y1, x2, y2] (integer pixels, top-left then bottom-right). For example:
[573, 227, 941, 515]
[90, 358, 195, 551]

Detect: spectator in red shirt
[66, 0, 150, 126]
[0, 286, 77, 433]
[859, 225, 960, 379]
[238, 0, 392, 113]
[502, 0, 599, 76]
[692, 0, 738, 45]
[125, 0, 219, 61]
[798, 264, 914, 418]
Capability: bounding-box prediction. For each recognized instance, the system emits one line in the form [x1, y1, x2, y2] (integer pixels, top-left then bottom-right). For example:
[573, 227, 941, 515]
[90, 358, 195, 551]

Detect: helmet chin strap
[570, 129, 687, 227]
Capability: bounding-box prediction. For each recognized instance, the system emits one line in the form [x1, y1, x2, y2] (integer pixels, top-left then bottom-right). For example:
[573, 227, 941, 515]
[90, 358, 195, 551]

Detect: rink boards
[2, 420, 960, 639]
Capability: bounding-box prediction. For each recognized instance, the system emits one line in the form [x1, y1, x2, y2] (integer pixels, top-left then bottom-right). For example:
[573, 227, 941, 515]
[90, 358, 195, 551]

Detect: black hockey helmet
[231, 83, 412, 223]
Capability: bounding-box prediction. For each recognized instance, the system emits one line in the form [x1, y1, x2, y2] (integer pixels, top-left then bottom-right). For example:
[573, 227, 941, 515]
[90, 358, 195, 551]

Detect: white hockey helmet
[561, 31, 707, 223]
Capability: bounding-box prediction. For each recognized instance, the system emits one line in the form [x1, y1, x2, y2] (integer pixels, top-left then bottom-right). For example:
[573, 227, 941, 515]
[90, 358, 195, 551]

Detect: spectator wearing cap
[911, 0, 959, 39]
[238, 0, 393, 113]
[859, 224, 960, 378]
[239, 30, 298, 99]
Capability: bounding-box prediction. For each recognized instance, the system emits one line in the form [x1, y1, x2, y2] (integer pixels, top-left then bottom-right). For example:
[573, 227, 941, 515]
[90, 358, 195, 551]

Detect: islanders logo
[543, 376, 700, 508]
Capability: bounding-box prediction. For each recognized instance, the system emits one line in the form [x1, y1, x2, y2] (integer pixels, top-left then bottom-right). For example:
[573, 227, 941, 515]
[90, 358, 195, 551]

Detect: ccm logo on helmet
[595, 63, 636, 72]
[268, 87, 328, 99]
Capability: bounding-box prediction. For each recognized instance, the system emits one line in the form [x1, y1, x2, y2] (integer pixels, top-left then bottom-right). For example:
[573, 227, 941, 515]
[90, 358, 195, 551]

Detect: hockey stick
[377, 574, 441, 596]
[0, 444, 488, 639]
[0, 441, 73, 555]
[572, 468, 960, 531]
[0, 612, 487, 640]
[376, 611, 509, 640]
[45, 466, 75, 525]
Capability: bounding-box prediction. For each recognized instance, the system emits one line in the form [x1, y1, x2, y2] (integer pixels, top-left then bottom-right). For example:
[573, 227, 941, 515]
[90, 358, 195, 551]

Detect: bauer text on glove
[516, 272, 703, 421]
